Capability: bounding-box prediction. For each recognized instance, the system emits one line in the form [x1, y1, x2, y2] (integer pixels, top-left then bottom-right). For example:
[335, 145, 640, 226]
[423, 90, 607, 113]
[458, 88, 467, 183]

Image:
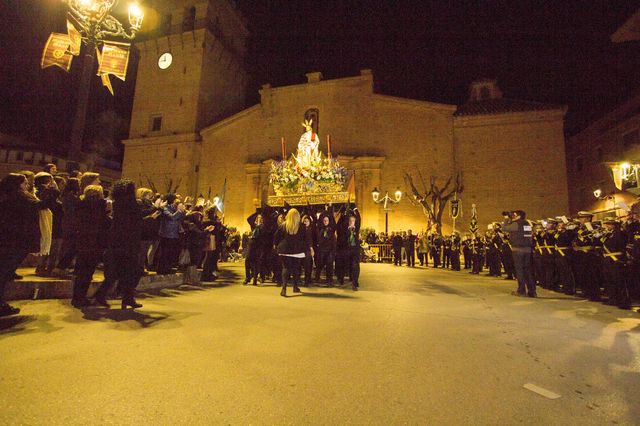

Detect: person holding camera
[503, 210, 537, 298]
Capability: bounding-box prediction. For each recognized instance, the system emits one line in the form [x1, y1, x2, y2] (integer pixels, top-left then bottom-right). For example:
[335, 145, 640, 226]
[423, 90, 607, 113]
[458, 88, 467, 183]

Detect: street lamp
[371, 187, 402, 233]
[64, 0, 143, 161]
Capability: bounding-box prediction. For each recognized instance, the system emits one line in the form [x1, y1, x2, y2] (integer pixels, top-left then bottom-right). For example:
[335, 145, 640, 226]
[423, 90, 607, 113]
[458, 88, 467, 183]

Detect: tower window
[622, 129, 639, 150]
[595, 146, 603, 161]
[480, 86, 491, 100]
[160, 14, 172, 36]
[150, 115, 163, 132]
[173, 148, 178, 159]
[183, 6, 196, 32]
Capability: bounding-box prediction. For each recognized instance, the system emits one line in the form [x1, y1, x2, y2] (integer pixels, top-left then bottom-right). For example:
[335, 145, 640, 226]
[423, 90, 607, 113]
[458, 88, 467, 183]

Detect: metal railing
[368, 244, 393, 262]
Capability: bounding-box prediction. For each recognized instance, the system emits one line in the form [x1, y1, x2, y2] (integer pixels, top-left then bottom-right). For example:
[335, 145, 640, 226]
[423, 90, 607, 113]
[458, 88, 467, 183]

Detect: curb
[6, 273, 187, 301]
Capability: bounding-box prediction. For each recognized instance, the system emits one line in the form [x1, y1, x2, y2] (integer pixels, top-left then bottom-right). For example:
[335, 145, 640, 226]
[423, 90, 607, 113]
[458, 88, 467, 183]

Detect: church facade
[122, 0, 569, 233]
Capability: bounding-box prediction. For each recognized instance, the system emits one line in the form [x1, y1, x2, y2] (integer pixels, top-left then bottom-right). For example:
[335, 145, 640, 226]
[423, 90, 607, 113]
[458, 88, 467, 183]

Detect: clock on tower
[123, 0, 250, 197]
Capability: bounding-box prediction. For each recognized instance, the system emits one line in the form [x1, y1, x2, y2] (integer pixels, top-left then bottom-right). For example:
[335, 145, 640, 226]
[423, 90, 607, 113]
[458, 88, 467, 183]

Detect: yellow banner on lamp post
[67, 20, 82, 56]
[41, 33, 73, 71]
[97, 42, 130, 81]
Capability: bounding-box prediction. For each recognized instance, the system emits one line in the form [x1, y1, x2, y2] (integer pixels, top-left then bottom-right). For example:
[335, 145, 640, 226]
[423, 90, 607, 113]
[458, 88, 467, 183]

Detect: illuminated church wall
[197, 71, 457, 232]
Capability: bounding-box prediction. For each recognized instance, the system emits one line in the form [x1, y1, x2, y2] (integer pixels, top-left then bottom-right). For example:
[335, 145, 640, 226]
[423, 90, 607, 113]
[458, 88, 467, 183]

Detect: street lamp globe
[593, 189, 602, 199]
[394, 188, 402, 202]
[371, 187, 380, 202]
[128, 3, 144, 30]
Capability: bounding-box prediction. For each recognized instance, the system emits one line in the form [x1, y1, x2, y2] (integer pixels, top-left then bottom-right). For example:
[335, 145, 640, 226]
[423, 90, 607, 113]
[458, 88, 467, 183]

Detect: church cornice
[372, 94, 457, 114]
[122, 132, 201, 146]
[453, 108, 567, 128]
[258, 74, 374, 97]
[200, 105, 262, 137]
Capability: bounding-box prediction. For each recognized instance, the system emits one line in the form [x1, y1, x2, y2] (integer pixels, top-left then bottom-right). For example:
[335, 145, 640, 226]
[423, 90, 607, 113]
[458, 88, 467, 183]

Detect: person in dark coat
[273, 208, 312, 297]
[71, 185, 111, 308]
[244, 211, 267, 285]
[391, 232, 403, 266]
[54, 178, 80, 275]
[0, 174, 52, 316]
[182, 210, 207, 284]
[315, 208, 337, 286]
[94, 179, 158, 309]
[301, 214, 316, 287]
[201, 209, 227, 281]
[136, 187, 161, 276]
[404, 230, 416, 267]
[336, 205, 361, 290]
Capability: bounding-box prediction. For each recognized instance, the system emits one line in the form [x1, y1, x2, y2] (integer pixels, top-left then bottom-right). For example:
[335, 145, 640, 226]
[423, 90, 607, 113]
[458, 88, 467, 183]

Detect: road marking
[523, 383, 561, 399]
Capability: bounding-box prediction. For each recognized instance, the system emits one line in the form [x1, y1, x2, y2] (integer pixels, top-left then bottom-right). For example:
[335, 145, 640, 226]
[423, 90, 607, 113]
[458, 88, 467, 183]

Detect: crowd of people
[242, 204, 362, 296]
[1, 163, 638, 316]
[0, 164, 234, 317]
[359, 205, 640, 311]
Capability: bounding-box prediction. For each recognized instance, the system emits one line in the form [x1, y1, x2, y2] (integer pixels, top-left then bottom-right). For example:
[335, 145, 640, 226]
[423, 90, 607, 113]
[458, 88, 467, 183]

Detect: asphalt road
[1, 263, 639, 425]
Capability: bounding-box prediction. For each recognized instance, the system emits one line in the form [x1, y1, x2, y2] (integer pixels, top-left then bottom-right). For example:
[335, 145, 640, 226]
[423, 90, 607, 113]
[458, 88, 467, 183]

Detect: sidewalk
[6, 267, 187, 301]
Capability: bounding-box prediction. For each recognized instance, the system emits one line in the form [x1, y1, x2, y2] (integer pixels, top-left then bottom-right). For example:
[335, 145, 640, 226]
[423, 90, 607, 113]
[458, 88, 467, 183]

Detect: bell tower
[123, 0, 249, 195]
[128, 0, 249, 137]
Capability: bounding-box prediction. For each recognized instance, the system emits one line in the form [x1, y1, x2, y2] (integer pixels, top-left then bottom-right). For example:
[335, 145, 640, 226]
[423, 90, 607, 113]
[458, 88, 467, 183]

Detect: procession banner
[450, 199, 460, 219]
[97, 41, 130, 81]
[41, 33, 73, 71]
[95, 47, 114, 95]
[469, 203, 478, 234]
[101, 74, 114, 96]
[67, 20, 82, 56]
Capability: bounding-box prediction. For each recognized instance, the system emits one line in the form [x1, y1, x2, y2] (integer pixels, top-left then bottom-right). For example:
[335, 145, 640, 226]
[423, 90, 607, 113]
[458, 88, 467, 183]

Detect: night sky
[1, 0, 640, 159]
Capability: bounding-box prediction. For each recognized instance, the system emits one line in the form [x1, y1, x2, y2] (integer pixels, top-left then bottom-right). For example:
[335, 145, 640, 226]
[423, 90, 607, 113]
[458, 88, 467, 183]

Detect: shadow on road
[0, 314, 63, 337]
[302, 292, 357, 299]
[80, 307, 170, 328]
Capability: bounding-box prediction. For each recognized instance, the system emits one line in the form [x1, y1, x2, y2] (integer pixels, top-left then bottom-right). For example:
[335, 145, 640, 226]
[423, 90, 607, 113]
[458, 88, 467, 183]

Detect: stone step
[7, 268, 187, 301]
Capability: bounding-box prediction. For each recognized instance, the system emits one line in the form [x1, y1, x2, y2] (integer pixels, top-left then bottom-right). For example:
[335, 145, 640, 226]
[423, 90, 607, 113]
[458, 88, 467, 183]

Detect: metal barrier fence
[367, 244, 393, 263]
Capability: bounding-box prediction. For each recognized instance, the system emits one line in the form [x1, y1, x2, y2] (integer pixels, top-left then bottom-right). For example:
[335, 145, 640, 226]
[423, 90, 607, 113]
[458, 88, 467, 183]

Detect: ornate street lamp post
[371, 187, 402, 234]
[64, 0, 143, 161]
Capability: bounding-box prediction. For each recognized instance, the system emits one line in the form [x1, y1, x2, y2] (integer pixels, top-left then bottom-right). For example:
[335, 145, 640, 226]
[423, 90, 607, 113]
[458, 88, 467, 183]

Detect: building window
[480, 86, 491, 100]
[150, 115, 163, 132]
[16, 151, 23, 161]
[595, 146, 603, 161]
[622, 129, 639, 150]
[183, 6, 196, 32]
[173, 148, 178, 159]
[575, 156, 584, 173]
[160, 14, 172, 35]
[304, 108, 319, 134]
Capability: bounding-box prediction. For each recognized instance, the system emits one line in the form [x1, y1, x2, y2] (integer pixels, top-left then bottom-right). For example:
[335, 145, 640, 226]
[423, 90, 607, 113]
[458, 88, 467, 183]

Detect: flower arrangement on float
[270, 154, 348, 196]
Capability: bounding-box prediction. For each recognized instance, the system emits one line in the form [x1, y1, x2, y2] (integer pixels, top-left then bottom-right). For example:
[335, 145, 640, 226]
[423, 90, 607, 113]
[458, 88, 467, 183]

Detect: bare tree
[404, 171, 463, 234]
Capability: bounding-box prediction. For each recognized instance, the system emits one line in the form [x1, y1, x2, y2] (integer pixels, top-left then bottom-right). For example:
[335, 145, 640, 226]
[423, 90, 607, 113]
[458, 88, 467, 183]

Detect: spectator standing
[72, 185, 110, 308]
[274, 208, 312, 297]
[156, 194, 186, 275]
[503, 210, 536, 298]
[0, 174, 51, 316]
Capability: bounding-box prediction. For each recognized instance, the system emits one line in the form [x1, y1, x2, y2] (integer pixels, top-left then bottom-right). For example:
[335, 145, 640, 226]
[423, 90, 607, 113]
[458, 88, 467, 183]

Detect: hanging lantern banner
[97, 41, 130, 81]
[41, 33, 73, 71]
[67, 20, 82, 56]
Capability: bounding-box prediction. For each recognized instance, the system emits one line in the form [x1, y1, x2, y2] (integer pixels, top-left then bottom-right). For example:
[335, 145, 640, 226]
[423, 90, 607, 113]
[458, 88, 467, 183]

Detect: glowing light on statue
[295, 119, 320, 168]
